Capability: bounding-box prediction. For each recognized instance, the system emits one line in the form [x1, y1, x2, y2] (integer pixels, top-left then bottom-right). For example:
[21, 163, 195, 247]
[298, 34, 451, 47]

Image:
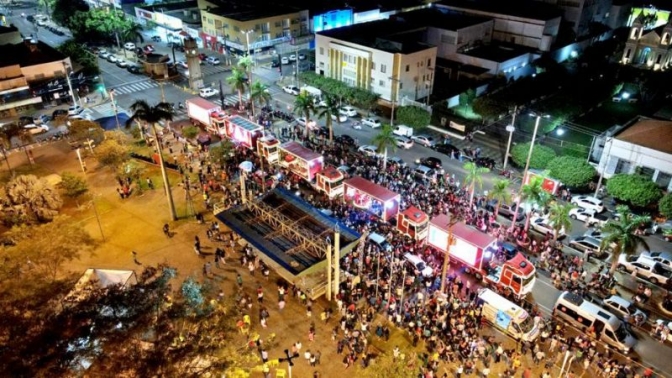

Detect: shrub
[395, 106, 431, 129]
[510, 142, 556, 169]
[547, 156, 596, 188]
[659, 193, 672, 219]
[606, 174, 662, 208]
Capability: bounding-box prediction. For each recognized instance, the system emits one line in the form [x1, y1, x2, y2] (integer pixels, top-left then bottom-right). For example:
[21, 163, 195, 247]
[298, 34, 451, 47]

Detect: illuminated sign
[427, 225, 448, 251]
[451, 236, 478, 267]
[314, 9, 353, 32]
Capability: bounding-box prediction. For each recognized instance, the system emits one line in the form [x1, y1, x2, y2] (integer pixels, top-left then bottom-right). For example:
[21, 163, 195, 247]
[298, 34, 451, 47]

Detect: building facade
[620, 15, 672, 71]
[596, 117, 672, 191]
[534, 0, 612, 36]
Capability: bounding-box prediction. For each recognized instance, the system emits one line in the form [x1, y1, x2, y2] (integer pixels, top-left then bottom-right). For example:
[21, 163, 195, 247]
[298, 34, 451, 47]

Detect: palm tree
[371, 124, 397, 170]
[249, 80, 271, 117]
[226, 68, 248, 109]
[518, 176, 550, 232]
[293, 92, 315, 138]
[126, 100, 177, 220]
[238, 55, 254, 80]
[603, 205, 651, 274]
[547, 202, 574, 241]
[121, 22, 144, 44]
[463, 161, 490, 207]
[487, 179, 511, 219]
[317, 94, 340, 144]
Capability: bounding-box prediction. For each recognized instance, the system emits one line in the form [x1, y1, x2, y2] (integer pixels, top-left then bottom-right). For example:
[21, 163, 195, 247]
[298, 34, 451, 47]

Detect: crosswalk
[110, 80, 158, 95]
[212, 93, 250, 107]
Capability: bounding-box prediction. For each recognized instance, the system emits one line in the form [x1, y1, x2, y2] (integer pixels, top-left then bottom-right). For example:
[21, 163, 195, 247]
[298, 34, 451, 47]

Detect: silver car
[602, 295, 647, 324]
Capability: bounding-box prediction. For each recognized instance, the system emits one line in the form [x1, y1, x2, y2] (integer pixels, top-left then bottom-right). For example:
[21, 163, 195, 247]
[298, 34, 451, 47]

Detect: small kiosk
[278, 141, 323, 181]
[257, 135, 280, 164]
[343, 176, 400, 222]
[224, 115, 264, 149]
[397, 206, 429, 240]
[314, 165, 345, 198]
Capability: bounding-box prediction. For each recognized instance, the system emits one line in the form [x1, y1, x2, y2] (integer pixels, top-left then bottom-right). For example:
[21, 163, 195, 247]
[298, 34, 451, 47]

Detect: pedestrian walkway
[199, 64, 232, 76]
[110, 80, 158, 95]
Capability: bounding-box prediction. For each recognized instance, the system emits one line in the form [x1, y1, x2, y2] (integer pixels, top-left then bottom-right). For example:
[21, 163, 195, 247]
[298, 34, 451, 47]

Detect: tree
[226, 68, 248, 108]
[293, 92, 315, 138]
[317, 94, 340, 143]
[67, 119, 105, 144]
[120, 22, 144, 44]
[510, 142, 556, 169]
[463, 161, 490, 207]
[472, 96, 510, 121]
[517, 175, 551, 232]
[2, 175, 63, 225]
[0, 122, 35, 165]
[209, 140, 236, 168]
[606, 174, 662, 208]
[488, 179, 512, 219]
[359, 348, 418, 378]
[57, 39, 99, 75]
[181, 125, 199, 140]
[459, 88, 476, 107]
[659, 193, 672, 219]
[371, 124, 397, 170]
[95, 138, 130, 168]
[0, 124, 15, 174]
[249, 81, 271, 117]
[602, 205, 651, 273]
[59, 171, 89, 206]
[127, 100, 177, 220]
[546, 156, 596, 188]
[547, 202, 574, 241]
[52, 0, 89, 28]
[395, 105, 431, 129]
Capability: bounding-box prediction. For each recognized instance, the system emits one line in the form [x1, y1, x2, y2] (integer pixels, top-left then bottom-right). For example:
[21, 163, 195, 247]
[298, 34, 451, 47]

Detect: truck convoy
[427, 215, 537, 296]
[477, 289, 540, 341]
[186, 97, 228, 135]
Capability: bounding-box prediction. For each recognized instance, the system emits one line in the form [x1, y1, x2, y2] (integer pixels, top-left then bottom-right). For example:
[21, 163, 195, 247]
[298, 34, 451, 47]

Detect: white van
[368, 232, 392, 252]
[404, 253, 433, 277]
[393, 125, 414, 137]
[477, 289, 539, 341]
[554, 291, 636, 353]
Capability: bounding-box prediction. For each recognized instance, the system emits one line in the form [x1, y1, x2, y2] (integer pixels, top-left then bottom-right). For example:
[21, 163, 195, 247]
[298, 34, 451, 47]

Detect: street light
[594, 137, 614, 196]
[503, 105, 519, 170]
[62, 61, 80, 107]
[556, 128, 565, 136]
[388, 76, 401, 126]
[242, 29, 254, 57]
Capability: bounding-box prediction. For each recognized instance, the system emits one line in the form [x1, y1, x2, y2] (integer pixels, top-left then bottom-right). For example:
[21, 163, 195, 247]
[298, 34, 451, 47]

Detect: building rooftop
[206, 3, 301, 21]
[392, 7, 492, 30]
[437, 0, 562, 21]
[0, 40, 66, 68]
[318, 19, 434, 54]
[137, 1, 198, 12]
[616, 117, 672, 154]
[462, 44, 531, 62]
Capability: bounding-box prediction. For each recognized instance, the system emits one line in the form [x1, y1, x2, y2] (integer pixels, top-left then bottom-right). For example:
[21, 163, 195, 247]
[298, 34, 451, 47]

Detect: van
[368, 232, 392, 252]
[553, 291, 636, 352]
[404, 253, 433, 277]
[393, 125, 413, 137]
[413, 165, 435, 181]
[477, 289, 539, 341]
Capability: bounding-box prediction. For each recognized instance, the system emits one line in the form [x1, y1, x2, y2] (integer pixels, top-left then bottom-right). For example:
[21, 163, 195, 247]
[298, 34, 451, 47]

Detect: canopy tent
[64, 268, 138, 303]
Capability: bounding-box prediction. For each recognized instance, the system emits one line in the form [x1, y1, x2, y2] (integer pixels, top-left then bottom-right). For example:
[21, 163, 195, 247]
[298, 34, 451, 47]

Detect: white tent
[65, 268, 138, 303]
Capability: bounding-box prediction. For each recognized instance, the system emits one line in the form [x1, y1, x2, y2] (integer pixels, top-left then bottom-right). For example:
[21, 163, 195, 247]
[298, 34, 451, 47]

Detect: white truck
[186, 97, 227, 134]
[477, 288, 540, 341]
[393, 125, 413, 137]
[301, 85, 323, 103]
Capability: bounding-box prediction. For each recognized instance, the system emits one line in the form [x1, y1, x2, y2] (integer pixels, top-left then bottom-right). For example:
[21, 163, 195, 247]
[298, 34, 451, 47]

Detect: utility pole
[439, 214, 458, 294]
[503, 105, 518, 170]
[389, 75, 401, 125]
[326, 243, 332, 301]
[63, 61, 79, 107]
[334, 224, 341, 296]
[594, 137, 614, 196]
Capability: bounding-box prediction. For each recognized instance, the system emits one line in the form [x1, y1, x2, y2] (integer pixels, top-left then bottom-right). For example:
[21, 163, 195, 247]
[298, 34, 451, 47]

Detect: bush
[299, 72, 379, 110]
[659, 193, 672, 219]
[547, 156, 596, 188]
[510, 142, 556, 169]
[606, 174, 662, 208]
[182, 126, 199, 140]
[395, 106, 431, 129]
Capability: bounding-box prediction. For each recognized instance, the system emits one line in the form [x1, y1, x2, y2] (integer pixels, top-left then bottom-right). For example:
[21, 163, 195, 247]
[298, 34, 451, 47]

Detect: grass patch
[575, 101, 643, 133]
[0, 163, 54, 185]
[451, 104, 481, 121]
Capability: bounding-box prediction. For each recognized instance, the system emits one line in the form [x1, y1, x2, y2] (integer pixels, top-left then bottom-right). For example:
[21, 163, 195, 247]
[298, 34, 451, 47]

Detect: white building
[620, 14, 672, 71]
[315, 19, 437, 103]
[533, 0, 612, 36]
[435, 0, 562, 52]
[597, 117, 672, 191]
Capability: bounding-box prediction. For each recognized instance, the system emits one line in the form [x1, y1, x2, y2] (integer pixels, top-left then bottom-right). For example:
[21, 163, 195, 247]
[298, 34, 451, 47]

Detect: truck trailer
[186, 97, 228, 135]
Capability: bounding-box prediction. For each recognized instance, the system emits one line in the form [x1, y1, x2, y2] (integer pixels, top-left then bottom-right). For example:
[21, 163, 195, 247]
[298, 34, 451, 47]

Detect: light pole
[439, 214, 458, 294]
[219, 24, 230, 65]
[242, 29, 254, 57]
[388, 76, 400, 125]
[594, 137, 614, 196]
[62, 61, 79, 107]
[503, 106, 518, 170]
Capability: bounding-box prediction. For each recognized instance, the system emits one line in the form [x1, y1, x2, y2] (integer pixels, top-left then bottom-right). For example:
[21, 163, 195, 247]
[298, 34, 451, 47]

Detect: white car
[199, 88, 219, 98]
[124, 42, 136, 50]
[296, 117, 307, 126]
[68, 105, 84, 115]
[339, 106, 358, 117]
[571, 195, 604, 213]
[283, 85, 300, 95]
[205, 57, 220, 65]
[642, 251, 672, 268]
[618, 255, 672, 286]
[107, 55, 118, 63]
[411, 134, 436, 148]
[281, 57, 289, 65]
[177, 61, 189, 69]
[23, 124, 49, 134]
[361, 117, 381, 128]
[530, 216, 566, 237]
[358, 145, 380, 157]
[331, 114, 347, 123]
[602, 295, 647, 324]
[298, 53, 306, 60]
[568, 208, 606, 227]
[98, 51, 110, 59]
[394, 135, 414, 149]
[289, 54, 297, 61]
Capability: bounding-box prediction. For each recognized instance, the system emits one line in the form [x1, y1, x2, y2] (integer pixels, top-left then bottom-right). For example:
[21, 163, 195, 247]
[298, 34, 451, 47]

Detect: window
[637, 166, 655, 179]
[371, 62, 376, 70]
[405, 65, 409, 72]
[234, 26, 240, 32]
[380, 64, 387, 73]
[379, 80, 385, 86]
[319, 47, 324, 55]
[656, 171, 672, 188]
[427, 59, 432, 67]
[615, 159, 631, 174]
[399, 83, 403, 89]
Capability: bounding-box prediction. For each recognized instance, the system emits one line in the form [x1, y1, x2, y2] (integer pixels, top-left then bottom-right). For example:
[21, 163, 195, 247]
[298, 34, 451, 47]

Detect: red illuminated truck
[224, 116, 264, 149]
[397, 206, 429, 240]
[186, 97, 228, 135]
[427, 214, 536, 296]
[523, 170, 561, 196]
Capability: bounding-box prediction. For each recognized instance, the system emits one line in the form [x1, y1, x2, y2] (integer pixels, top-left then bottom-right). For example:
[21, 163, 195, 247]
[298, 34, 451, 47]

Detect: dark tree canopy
[395, 105, 431, 129]
[510, 142, 556, 170]
[606, 174, 662, 208]
[547, 156, 596, 188]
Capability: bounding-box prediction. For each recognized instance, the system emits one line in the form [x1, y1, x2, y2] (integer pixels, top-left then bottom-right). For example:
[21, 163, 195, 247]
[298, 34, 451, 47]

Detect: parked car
[569, 208, 604, 226]
[289, 54, 297, 61]
[571, 195, 605, 213]
[199, 88, 219, 98]
[115, 60, 129, 68]
[568, 236, 609, 258]
[641, 251, 672, 268]
[282, 85, 300, 95]
[176, 61, 189, 69]
[151, 35, 162, 42]
[617, 255, 672, 286]
[281, 57, 289, 65]
[23, 123, 49, 134]
[394, 135, 414, 149]
[531, 216, 566, 237]
[330, 114, 347, 123]
[601, 295, 647, 324]
[205, 56, 220, 65]
[17, 116, 35, 126]
[295, 117, 307, 126]
[361, 117, 381, 128]
[485, 201, 524, 222]
[271, 60, 280, 67]
[33, 114, 50, 125]
[417, 157, 442, 170]
[358, 145, 380, 157]
[106, 54, 118, 63]
[387, 156, 407, 168]
[68, 105, 84, 115]
[411, 134, 436, 148]
[434, 143, 460, 157]
[339, 106, 358, 117]
[298, 53, 307, 60]
[124, 42, 136, 50]
[127, 65, 143, 74]
[335, 135, 356, 146]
